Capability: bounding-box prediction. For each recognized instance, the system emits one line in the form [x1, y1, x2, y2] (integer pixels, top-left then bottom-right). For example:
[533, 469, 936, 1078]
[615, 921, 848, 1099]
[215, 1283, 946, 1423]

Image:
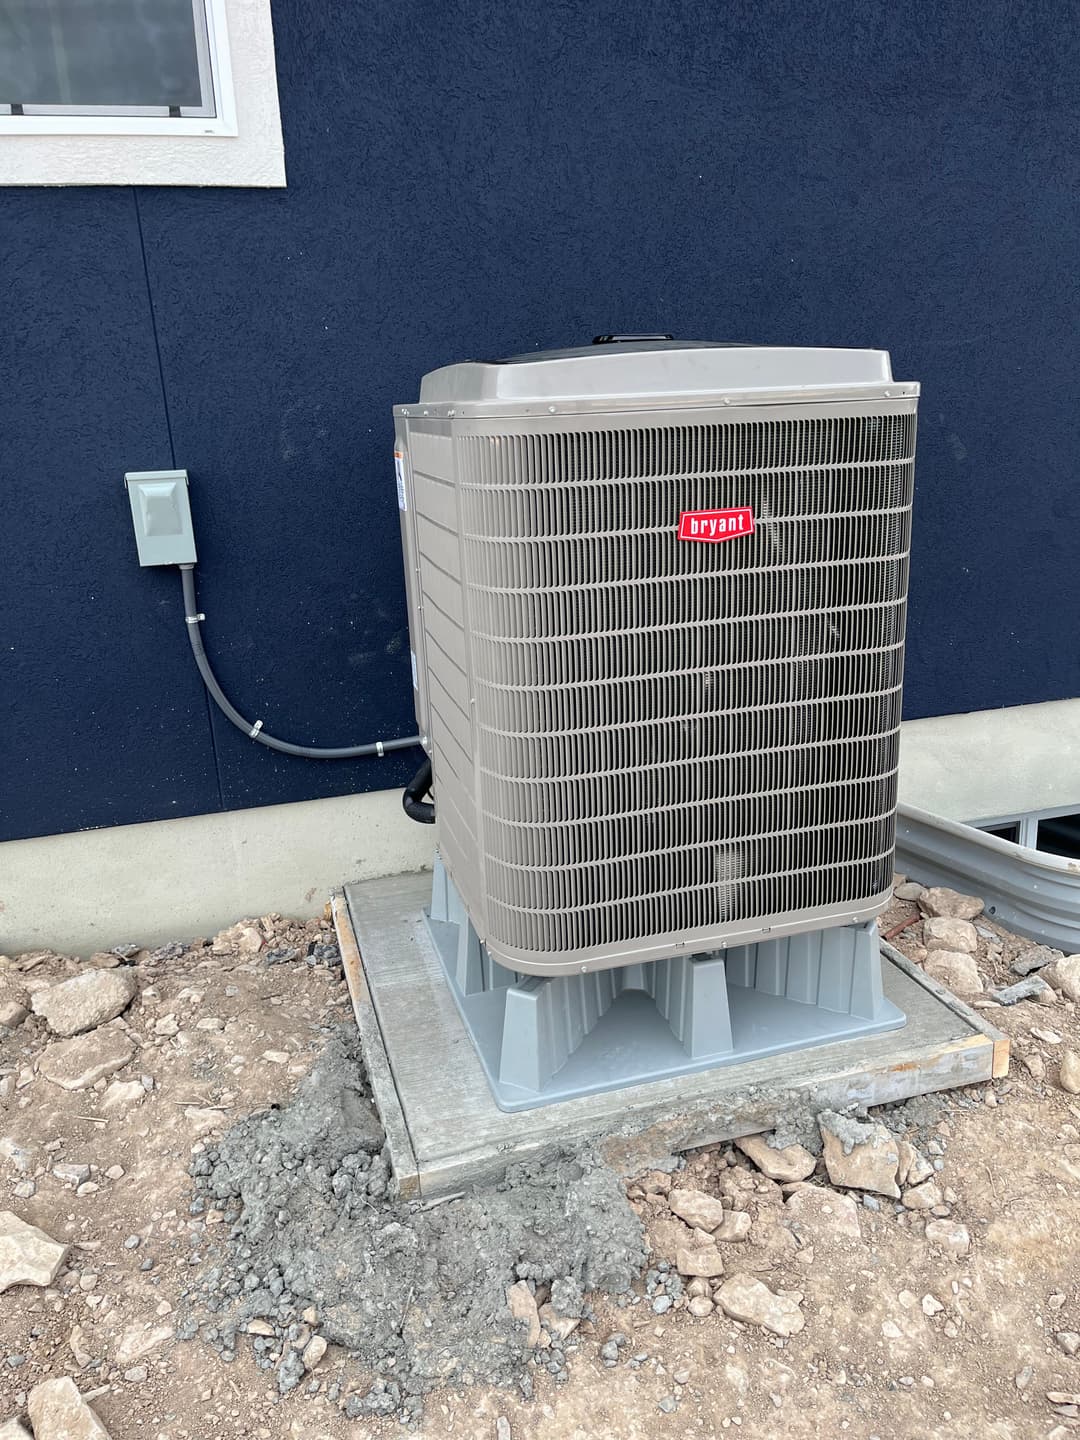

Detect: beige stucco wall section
[0, 0, 284, 188]
[0, 788, 431, 954]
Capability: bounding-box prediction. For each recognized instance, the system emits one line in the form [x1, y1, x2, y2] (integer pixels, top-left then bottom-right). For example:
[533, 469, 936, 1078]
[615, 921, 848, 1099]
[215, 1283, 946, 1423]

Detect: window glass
[1037, 814, 1080, 861]
[0, 0, 210, 113]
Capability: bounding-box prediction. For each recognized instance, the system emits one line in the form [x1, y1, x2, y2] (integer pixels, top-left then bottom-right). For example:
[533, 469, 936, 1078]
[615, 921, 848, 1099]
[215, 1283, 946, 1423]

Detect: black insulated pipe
[179, 566, 422, 761]
[402, 757, 436, 824]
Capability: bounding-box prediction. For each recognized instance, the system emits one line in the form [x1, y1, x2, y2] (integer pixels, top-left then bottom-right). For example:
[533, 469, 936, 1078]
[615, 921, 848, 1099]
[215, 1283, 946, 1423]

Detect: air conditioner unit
[394, 337, 918, 1109]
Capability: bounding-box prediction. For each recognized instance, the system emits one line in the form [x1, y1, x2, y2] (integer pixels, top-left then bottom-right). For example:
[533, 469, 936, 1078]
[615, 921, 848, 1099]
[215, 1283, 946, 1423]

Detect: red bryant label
[678, 507, 755, 542]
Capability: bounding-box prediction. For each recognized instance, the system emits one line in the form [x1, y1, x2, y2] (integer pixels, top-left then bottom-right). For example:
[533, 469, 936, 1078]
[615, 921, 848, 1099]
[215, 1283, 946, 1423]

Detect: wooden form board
[336, 874, 1008, 1199]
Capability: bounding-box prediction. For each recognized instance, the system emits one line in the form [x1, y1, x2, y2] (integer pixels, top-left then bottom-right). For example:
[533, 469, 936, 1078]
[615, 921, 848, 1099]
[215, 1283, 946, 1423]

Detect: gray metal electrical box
[125, 470, 197, 567]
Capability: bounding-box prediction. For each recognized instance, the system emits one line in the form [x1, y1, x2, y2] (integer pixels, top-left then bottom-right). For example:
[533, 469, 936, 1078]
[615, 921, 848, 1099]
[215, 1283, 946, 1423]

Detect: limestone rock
[13, 949, 66, 971]
[69, 1323, 93, 1368]
[38, 1028, 136, 1090]
[922, 916, 978, 955]
[639, 1170, 673, 1195]
[538, 1302, 580, 1342]
[301, 1335, 327, 1369]
[101, 1079, 146, 1113]
[713, 1210, 752, 1242]
[818, 1112, 901, 1197]
[924, 1219, 971, 1257]
[0, 979, 29, 1030]
[0, 1002, 28, 1030]
[505, 1281, 541, 1348]
[686, 1295, 714, 1317]
[1058, 1050, 1080, 1095]
[924, 950, 983, 995]
[901, 1180, 942, 1210]
[667, 1188, 728, 1232]
[0, 1211, 68, 1292]
[86, 952, 121, 969]
[0, 1420, 33, 1439]
[1013, 946, 1062, 977]
[894, 882, 925, 902]
[1045, 956, 1080, 1003]
[1020, 1051, 1047, 1081]
[783, 1185, 861, 1240]
[212, 922, 263, 955]
[647, 1217, 697, 1265]
[676, 1244, 725, 1278]
[897, 1141, 934, 1187]
[114, 1324, 172, 1366]
[918, 887, 984, 921]
[734, 1134, 816, 1182]
[28, 1378, 111, 1439]
[31, 968, 136, 1037]
[715, 1274, 805, 1337]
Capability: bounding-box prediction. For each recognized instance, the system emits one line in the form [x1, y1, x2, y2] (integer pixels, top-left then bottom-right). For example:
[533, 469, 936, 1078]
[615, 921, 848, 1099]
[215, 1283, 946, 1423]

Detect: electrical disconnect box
[124, 470, 197, 567]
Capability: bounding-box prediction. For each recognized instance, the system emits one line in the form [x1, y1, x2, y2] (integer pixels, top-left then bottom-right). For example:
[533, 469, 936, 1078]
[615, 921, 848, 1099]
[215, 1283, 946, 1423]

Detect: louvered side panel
[404, 421, 486, 933]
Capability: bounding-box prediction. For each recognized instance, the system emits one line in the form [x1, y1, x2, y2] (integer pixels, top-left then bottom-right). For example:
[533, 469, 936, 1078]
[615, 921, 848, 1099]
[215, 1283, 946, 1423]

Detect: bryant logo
[678, 507, 755, 542]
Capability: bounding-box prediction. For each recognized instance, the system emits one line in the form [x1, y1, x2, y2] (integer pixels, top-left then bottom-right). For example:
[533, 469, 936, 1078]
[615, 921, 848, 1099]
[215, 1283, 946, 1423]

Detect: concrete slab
[338, 873, 1008, 1198]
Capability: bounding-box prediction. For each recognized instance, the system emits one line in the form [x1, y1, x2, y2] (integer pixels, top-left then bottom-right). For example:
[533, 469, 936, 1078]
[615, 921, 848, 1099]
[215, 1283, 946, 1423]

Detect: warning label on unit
[394, 451, 407, 511]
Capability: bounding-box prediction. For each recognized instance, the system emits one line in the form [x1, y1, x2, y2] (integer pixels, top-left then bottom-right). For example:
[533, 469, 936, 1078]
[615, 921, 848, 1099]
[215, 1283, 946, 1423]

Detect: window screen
[0, 0, 214, 116]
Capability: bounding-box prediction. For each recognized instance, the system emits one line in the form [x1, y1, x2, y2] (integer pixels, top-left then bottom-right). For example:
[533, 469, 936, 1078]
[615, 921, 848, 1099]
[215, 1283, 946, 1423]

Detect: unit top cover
[414, 339, 898, 406]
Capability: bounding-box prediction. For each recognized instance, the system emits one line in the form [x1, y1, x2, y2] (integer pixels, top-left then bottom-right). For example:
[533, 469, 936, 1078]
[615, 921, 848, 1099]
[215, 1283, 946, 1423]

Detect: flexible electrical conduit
[180, 565, 422, 761]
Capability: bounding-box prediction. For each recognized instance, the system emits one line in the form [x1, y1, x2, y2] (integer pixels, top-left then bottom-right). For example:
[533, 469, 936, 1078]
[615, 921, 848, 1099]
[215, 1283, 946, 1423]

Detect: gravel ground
[4, 887, 1080, 1439]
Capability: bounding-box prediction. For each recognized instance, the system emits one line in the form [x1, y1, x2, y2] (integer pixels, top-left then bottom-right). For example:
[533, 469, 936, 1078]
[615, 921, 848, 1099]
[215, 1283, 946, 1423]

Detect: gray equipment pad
[335, 875, 1009, 1199]
[426, 860, 905, 1111]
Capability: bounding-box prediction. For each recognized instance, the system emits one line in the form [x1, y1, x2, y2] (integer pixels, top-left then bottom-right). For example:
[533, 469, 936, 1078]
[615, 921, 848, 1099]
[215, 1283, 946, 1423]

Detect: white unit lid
[416, 338, 895, 405]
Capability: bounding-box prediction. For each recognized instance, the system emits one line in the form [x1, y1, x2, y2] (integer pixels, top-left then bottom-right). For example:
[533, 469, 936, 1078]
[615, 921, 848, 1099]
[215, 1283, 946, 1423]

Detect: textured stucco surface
[1, 0, 1079, 848]
[0, 0, 284, 187]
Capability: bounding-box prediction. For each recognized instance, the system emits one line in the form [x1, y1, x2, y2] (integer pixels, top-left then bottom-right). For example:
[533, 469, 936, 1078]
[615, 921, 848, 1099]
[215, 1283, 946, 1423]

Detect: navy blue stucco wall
[3, 0, 1079, 843]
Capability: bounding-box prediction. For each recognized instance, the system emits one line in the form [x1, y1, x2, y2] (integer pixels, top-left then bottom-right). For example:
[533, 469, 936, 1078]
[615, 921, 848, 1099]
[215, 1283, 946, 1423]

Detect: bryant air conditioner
[394, 337, 918, 1109]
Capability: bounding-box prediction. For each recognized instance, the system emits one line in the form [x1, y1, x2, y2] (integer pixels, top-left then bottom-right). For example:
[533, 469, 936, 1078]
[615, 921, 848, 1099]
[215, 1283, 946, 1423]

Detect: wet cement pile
[182, 1030, 646, 1421]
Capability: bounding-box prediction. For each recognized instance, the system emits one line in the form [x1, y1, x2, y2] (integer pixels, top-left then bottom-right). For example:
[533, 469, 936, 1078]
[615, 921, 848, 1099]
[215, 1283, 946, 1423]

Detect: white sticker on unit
[410, 649, 418, 690]
[394, 450, 407, 511]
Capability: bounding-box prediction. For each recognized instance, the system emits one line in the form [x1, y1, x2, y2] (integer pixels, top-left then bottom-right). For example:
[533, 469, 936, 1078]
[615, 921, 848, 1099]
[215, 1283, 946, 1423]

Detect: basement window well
[976, 807, 1080, 860]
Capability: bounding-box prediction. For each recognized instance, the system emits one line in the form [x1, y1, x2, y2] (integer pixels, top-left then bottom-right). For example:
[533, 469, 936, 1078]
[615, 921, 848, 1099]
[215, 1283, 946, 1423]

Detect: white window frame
[0, 0, 284, 188]
[0, 0, 238, 137]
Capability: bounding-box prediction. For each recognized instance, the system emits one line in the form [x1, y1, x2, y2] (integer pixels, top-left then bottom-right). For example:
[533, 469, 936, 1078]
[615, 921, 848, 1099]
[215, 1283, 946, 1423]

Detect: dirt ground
[4, 892, 1080, 1440]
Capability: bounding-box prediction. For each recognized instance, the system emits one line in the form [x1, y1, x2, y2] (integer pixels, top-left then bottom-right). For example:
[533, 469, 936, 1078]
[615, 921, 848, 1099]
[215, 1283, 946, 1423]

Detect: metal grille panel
[410, 407, 916, 970]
